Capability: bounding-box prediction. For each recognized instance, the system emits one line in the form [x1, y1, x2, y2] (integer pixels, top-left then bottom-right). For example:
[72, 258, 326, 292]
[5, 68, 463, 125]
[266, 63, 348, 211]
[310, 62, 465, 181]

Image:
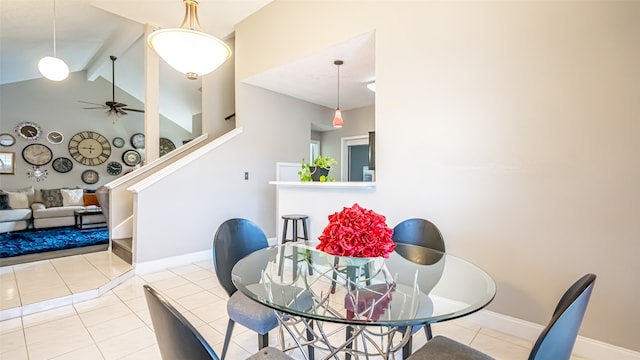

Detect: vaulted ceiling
[1, 0, 375, 130]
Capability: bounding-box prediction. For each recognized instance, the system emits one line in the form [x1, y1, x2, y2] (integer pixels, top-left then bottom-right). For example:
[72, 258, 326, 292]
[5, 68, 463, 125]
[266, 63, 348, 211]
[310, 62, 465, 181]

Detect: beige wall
[237, 1, 640, 351]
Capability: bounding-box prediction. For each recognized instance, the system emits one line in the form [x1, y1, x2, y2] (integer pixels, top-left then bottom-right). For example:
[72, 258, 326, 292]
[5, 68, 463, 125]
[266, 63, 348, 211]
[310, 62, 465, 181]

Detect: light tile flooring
[0, 252, 592, 360]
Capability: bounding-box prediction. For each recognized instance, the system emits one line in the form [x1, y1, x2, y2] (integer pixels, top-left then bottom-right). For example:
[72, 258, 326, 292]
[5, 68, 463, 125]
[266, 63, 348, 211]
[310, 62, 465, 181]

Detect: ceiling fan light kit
[147, 0, 231, 80]
[39, 0, 69, 81]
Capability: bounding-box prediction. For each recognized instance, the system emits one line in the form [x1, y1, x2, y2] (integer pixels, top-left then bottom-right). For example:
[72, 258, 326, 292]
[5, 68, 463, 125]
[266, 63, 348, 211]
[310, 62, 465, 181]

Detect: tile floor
[0, 252, 592, 360]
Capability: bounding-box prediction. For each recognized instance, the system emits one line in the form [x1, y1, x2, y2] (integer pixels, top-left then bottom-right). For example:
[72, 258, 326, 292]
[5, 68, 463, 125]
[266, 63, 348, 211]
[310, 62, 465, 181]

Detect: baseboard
[466, 310, 640, 360]
[134, 250, 211, 274]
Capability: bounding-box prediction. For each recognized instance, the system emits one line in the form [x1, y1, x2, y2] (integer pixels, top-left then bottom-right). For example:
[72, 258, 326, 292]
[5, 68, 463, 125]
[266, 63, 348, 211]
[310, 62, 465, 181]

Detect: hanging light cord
[337, 63, 340, 109]
[52, 0, 57, 56]
[335, 60, 343, 109]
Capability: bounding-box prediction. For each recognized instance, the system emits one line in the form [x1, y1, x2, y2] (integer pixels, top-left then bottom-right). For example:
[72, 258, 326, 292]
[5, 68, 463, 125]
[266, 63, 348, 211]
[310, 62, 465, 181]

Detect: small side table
[74, 209, 106, 229]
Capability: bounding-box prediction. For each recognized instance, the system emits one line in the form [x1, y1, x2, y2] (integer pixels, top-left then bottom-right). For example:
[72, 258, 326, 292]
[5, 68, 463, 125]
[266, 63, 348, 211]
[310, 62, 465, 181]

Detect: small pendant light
[38, 0, 69, 81]
[333, 60, 344, 128]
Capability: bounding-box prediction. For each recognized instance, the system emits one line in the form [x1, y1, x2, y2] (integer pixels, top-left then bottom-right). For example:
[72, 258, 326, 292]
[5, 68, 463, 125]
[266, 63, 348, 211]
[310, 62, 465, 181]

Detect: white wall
[134, 84, 330, 262]
[0, 71, 190, 190]
[236, 1, 640, 351]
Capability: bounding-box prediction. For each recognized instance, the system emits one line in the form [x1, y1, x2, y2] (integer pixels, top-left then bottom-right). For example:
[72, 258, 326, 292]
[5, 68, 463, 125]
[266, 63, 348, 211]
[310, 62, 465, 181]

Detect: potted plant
[298, 156, 337, 182]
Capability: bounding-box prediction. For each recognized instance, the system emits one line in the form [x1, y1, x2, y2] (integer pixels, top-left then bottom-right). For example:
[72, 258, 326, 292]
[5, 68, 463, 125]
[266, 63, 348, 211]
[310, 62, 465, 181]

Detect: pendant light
[38, 0, 69, 81]
[333, 60, 344, 128]
[147, 0, 231, 80]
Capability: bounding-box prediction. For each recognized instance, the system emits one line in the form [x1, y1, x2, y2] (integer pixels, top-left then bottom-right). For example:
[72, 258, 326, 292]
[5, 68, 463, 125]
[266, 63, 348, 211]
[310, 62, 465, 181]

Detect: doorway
[341, 135, 371, 181]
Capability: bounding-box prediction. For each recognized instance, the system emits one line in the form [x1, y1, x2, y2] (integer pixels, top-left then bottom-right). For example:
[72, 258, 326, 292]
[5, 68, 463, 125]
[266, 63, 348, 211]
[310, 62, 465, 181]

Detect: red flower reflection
[317, 203, 396, 258]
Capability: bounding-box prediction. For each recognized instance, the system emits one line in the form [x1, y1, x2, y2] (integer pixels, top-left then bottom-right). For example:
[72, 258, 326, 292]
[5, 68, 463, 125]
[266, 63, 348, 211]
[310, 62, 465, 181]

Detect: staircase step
[112, 237, 132, 264]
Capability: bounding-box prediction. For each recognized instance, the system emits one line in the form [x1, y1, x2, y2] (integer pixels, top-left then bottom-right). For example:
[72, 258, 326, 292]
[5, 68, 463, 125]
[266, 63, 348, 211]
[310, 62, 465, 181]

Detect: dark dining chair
[144, 285, 293, 360]
[213, 218, 279, 360]
[392, 218, 446, 358]
[406, 273, 596, 360]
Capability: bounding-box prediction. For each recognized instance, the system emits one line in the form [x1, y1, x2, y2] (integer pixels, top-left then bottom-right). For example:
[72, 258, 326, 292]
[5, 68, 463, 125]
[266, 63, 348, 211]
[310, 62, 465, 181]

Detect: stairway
[112, 237, 132, 264]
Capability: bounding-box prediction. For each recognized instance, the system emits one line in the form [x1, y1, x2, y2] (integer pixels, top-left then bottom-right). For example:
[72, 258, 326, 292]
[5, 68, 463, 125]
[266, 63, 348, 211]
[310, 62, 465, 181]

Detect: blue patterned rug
[0, 227, 109, 258]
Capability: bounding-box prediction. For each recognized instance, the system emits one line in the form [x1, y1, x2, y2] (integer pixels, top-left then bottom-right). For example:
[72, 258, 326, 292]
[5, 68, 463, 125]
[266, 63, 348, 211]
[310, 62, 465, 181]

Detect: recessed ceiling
[243, 31, 376, 111]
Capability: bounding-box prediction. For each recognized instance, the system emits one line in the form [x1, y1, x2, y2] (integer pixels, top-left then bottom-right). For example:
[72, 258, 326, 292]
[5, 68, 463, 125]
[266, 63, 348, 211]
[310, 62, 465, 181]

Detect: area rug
[0, 226, 109, 259]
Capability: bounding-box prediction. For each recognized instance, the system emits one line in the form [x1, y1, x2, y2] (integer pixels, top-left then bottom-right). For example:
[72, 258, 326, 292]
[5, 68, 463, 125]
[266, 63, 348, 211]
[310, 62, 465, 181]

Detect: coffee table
[74, 209, 106, 229]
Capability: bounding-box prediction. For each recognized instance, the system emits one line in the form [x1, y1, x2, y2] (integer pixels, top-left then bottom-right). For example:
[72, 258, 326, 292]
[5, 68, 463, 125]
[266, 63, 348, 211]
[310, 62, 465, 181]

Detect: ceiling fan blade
[122, 107, 145, 113]
[83, 106, 108, 110]
[79, 100, 105, 106]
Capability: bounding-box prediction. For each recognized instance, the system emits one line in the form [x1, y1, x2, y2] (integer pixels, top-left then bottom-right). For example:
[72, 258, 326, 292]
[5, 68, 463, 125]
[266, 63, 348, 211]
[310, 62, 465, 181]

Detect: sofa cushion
[83, 193, 100, 206]
[0, 193, 10, 210]
[0, 208, 32, 222]
[7, 192, 29, 209]
[61, 189, 84, 206]
[41, 189, 63, 208]
[32, 205, 85, 219]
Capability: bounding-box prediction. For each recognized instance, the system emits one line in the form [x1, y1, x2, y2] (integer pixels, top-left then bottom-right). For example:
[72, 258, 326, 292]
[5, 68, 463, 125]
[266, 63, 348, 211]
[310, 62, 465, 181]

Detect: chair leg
[221, 319, 235, 360]
[305, 319, 315, 360]
[424, 324, 433, 340]
[278, 220, 289, 276]
[402, 331, 412, 359]
[258, 332, 269, 350]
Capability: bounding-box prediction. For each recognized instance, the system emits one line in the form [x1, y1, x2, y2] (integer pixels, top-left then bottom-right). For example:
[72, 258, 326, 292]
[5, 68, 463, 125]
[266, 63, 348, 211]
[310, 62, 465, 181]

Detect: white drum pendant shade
[38, 56, 69, 81]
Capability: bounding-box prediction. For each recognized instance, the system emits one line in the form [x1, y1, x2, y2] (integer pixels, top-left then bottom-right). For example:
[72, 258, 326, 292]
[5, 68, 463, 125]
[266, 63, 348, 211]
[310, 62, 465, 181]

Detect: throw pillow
[41, 189, 63, 208]
[0, 193, 10, 210]
[7, 191, 29, 209]
[17, 185, 36, 205]
[83, 193, 100, 206]
[61, 189, 84, 206]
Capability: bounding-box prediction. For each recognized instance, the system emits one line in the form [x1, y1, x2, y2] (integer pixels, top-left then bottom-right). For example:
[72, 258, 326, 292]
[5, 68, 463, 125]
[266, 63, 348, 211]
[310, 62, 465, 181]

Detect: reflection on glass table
[232, 242, 496, 360]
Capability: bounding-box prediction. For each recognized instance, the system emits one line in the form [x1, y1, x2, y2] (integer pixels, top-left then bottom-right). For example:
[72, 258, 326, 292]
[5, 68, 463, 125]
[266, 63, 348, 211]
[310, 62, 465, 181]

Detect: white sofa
[0, 186, 105, 233]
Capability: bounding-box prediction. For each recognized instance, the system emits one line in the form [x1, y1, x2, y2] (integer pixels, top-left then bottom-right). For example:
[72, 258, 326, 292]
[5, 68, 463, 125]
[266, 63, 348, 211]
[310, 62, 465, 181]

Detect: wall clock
[81, 169, 100, 184]
[47, 131, 64, 145]
[52, 157, 73, 173]
[130, 133, 145, 149]
[68, 131, 111, 166]
[122, 150, 142, 166]
[15, 122, 42, 141]
[0, 133, 16, 147]
[159, 137, 176, 156]
[106, 161, 123, 176]
[22, 143, 53, 166]
[112, 137, 125, 148]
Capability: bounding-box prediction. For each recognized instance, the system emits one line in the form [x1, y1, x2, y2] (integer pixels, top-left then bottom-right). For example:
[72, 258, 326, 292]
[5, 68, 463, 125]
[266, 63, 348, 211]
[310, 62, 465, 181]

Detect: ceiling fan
[80, 55, 144, 118]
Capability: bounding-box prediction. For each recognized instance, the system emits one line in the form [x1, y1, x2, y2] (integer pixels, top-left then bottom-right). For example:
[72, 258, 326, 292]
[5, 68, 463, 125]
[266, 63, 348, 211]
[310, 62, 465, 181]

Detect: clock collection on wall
[3, 122, 172, 184]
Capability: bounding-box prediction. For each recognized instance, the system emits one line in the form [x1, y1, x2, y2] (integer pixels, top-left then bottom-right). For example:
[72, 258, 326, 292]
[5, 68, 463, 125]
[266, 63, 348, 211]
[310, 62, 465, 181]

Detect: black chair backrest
[392, 218, 446, 252]
[213, 218, 269, 297]
[144, 285, 219, 360]
[528, 274, 596, 360]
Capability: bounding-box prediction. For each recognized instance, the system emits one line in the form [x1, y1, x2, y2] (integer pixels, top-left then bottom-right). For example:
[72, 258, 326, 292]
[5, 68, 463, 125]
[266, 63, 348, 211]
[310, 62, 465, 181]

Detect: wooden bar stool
[278, 214, 309, 277]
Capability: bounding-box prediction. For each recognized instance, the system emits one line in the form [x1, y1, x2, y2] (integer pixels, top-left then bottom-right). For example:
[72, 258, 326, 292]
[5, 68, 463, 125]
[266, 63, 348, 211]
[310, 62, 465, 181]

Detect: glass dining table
[232, 242, 496, 360]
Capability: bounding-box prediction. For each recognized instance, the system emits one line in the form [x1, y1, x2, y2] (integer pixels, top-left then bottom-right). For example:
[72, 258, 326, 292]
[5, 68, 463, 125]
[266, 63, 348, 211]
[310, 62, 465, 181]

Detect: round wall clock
[112, 137, 125, 148]
[15, 122, 42, 141]
[68, 131, 111, 166]
[0, 133, 16, 147]
[47, 131, 64, 144]
[81, 169, 100, 184]
[106, 161, 123, 176]
[130, 133, 145, 149]
[159, 137, 176, 156]
[52, 157, 73, 173]
[22, 143, 53, 166]
[122, 150, 142, 166]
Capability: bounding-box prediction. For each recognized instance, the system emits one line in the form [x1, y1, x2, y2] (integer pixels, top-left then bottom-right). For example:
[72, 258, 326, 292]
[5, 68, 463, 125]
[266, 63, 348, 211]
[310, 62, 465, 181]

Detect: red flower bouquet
[316, 203, 396, 258]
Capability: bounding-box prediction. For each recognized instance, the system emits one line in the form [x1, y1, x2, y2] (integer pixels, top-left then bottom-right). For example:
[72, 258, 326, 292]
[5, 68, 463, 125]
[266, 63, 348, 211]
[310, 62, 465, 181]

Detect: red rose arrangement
[316, 203, 396, 258]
